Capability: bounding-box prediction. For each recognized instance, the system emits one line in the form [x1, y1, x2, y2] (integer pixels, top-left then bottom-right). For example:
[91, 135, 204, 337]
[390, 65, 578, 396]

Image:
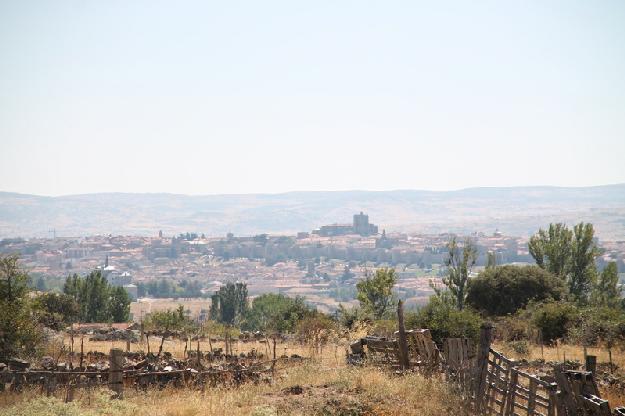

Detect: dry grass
[0, 362, 471, 416]
[495, 341, 625, 407]
[494, 341, 625, 369]
[6, 336, 625, 414]
[66, 337, 345, 368]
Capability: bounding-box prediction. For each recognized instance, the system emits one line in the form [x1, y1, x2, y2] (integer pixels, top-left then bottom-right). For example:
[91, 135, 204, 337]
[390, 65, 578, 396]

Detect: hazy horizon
[2, 182, 625, 198]
[2, 1, 625, 196]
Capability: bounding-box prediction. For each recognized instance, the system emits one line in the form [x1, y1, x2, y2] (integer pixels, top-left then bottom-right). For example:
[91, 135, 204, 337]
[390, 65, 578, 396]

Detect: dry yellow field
[4, 332, 624, 414]
[0, 360, 470, 416]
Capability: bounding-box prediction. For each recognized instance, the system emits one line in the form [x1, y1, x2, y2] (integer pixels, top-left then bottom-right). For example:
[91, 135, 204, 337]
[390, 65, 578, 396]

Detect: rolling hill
[1, 185, 624, 239]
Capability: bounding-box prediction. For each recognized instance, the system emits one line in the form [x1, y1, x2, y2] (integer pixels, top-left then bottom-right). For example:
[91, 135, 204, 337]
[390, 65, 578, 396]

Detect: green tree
[63, 273, 82, 301]
[529, 223, 572, 278]
[529, 222, 600, 303]
[356, 268, 397, 319]
[568, 222, 599, 303]
[78, 271, 110, 322]
[443, 237, 477, 310]
[108, 286, 131, 322]
[466, 265, 565, 316]
[62, 270, 131, 323]
[35, 275, 47, 292]
[242, 293, 314, 333]
[209, 282, 248, 325]
[592, 262, 622, 308]
[0, 255, 42, 360]
[32, 292, 80, 330]
[145, 305, 194, 356]
[486, 251, 497, 269]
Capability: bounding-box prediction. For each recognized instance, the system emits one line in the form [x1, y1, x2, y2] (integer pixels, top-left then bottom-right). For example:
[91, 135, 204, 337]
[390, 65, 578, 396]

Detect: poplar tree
[443, 237, 477, 310]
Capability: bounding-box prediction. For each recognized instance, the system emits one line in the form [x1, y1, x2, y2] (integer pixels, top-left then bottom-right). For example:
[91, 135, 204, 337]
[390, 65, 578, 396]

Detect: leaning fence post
[474, 322, 493, 411]
[397, 300, 410, 371]
[109, 348, 124, 399]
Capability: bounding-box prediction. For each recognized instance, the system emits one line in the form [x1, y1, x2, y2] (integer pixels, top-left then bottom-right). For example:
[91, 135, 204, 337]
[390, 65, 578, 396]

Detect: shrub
[529, 301, 580, 343]
[369, 319, 397, 338]
[336, 304, 372, 330]
[466, 265, 565, 316]
[242, 293, 315, 333]
[296, 314, 337, 348]
[495, 315, 531, 342]
[507, 340, 529, 356]
[406, 291, 483, 345]
[566, 306, 625, 347]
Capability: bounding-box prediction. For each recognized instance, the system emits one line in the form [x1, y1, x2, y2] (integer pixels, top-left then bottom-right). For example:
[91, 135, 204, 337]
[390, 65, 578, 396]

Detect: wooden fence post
[109, 348, 124, 399]
[272, 336, 277, 361]
[197, 340, 202, 368]
[585, 355, 597, 374]
[397, 300, 410, 371]
[66, 377, 75, 403]
[474, 322, 493, 412]
[79, 337, 84, 370]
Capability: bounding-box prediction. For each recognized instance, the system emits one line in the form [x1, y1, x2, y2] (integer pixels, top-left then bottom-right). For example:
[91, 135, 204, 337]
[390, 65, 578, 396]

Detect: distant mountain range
[1, 185, 625, 240]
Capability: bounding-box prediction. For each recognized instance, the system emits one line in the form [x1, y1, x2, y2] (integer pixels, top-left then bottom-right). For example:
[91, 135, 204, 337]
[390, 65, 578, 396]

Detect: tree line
[1, 259, 131, 360]
[2, 221, 623, 361]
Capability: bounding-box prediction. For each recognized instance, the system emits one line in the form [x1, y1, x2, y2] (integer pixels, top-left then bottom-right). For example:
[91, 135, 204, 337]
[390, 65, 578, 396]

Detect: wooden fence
[351, 302, 625, 416]
[1, 350, 302, 401]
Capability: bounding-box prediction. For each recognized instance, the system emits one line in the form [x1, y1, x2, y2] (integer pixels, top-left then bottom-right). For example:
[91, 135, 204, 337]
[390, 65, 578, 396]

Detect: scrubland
[0, 358, 469, 416]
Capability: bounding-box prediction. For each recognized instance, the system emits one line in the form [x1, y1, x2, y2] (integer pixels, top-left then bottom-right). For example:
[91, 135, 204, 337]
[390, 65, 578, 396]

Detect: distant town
[2, 212, 624, 318]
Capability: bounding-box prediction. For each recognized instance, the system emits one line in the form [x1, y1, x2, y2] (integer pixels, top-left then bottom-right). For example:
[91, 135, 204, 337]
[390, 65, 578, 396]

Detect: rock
[8, 358, 30, 371]
[350, 340, 364, 354]
[283, 385, 304, 395]
[41, 356, 55, 370]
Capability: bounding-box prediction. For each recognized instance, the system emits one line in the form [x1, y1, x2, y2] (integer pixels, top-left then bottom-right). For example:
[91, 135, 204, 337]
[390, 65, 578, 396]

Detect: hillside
[1, 185, 624, 239]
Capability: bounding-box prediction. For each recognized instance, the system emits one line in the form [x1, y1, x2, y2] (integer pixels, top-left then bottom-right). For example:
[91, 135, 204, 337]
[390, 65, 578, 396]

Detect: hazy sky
[1, 1, 624, 196]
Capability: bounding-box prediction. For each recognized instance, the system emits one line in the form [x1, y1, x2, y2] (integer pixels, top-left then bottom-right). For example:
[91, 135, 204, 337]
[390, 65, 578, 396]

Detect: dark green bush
[242, 293, 315, 333]
[529, 301, 580, 343]
[507, 340, 529, 356]
[566, 306, 625, 347]
[466, 265, 565, 316]
[406, 291, 483, 345]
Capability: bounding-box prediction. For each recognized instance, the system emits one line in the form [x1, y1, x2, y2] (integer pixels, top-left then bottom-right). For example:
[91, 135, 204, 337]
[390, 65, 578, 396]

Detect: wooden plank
[365, 339, 398, 349]
[505, 369, 518, 416]
[506, 368, 558, 416]
[527, 378, 537, 415]
[581, 395, 611, 416]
